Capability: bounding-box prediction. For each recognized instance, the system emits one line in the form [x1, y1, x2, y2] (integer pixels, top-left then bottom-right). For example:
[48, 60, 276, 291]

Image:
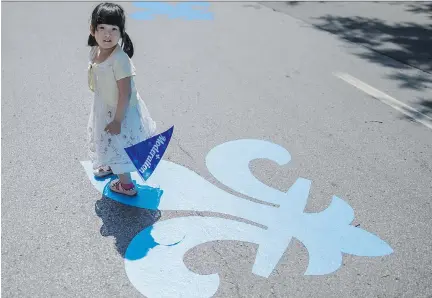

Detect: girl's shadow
[95, 192, 162, 259]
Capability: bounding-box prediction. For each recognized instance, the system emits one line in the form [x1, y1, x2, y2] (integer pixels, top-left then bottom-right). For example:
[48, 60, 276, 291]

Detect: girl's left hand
[105, 120, 121, 135]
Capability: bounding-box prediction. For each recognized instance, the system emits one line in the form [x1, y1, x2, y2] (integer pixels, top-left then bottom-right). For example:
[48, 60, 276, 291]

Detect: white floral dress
[87, 45, 156, 174]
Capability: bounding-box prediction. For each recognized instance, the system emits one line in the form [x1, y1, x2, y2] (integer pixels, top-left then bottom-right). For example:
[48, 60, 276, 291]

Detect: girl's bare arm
[114, 76, 132, 122]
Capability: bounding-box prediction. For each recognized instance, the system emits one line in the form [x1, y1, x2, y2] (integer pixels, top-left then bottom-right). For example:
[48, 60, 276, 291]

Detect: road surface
[2, 2, 431, 297]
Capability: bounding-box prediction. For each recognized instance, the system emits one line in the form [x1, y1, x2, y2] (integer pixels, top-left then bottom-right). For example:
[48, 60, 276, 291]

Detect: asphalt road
[2, 2, 432, 298]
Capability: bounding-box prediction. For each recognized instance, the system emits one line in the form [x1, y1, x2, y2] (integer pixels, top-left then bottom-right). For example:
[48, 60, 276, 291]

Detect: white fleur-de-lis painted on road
[81, 139, 393, 298]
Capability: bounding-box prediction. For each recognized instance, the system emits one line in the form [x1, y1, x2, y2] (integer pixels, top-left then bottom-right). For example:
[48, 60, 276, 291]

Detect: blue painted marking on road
[131, 2, 213, 20]
[81, 138, 393, 298]
[89, 172, 163, 210]
[124, 226, 159, 261]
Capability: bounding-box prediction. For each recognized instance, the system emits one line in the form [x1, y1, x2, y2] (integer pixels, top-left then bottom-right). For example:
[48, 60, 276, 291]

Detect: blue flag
[124, 126, 174, 181]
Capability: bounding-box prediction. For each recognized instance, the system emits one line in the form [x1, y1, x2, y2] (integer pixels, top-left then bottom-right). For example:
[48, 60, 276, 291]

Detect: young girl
[87, 2, 156, 196]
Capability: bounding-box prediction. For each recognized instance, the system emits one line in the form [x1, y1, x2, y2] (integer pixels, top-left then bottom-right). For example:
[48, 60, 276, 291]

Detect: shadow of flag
[124, 126, 174, 181]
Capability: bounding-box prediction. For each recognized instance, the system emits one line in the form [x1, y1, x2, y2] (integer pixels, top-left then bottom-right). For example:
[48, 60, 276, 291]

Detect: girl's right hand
[105, 120, 121, 135]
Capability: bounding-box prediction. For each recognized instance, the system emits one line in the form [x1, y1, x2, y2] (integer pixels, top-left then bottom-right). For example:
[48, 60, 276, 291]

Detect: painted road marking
[131, 2, 213, 20]
[334, 72, 432, 130]
[82, 139, 393, 298]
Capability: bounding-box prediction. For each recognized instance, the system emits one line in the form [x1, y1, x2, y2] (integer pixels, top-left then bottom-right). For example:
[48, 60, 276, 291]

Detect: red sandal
[109, 179, 137, 196]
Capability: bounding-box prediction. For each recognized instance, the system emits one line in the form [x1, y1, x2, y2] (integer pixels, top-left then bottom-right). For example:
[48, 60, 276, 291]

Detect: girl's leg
[117, 173, 133, 187]
[109, 170, 137, 196]
[109, 165, 137, 196]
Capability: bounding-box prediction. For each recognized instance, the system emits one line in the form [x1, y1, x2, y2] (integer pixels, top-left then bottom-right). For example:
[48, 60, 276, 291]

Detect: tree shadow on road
[312, 15, 432, 75]
[284, 1, 327, 5]
[311, 13, 432, 117]
[95, 195, 161, 258]
[304, 3, 432, 118]
[404, 2, 432, 19]
[270, 2, 432, 121]
[263, 2, 432, 121]
[271, 3, 432, 86]
[398, 97, 432, 123]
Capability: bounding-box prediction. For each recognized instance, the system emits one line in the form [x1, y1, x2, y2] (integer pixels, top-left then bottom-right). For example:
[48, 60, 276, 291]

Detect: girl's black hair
[87, 2, 134, 58]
